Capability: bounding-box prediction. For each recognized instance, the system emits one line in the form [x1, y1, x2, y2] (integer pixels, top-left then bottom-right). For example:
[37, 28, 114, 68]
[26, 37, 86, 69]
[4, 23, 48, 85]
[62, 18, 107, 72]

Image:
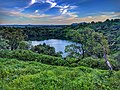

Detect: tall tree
[65, 44, 82, 58]
[93, 32, 113, 70]
[1, 27, 25, 50]
[66, 28, 113, 70]
[66, 28, 98, 59]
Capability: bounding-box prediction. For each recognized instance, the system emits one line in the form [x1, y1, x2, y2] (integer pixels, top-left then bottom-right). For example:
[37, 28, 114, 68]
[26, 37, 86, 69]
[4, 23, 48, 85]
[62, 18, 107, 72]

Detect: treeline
[24, 26, 67, 40]
[0, 26, 66, 41]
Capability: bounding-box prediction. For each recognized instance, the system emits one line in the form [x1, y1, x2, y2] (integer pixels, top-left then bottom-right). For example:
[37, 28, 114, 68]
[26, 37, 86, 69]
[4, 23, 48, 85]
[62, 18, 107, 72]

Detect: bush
[112, 52, 120, 63]
[31, 43, 62, 57]
[0, 50, 67, 66]
[0, 58, 120, 90]
[78, 57, 120, 70]
[0, 50, 119, 70]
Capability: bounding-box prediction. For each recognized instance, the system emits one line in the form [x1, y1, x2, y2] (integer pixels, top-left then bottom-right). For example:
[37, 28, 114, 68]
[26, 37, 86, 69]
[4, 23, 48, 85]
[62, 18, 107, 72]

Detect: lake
[31, 39, 81, 57]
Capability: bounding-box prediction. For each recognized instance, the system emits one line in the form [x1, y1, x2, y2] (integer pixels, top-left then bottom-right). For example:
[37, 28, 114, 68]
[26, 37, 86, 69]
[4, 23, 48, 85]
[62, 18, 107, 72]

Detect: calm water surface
[32, 39, 81, 57]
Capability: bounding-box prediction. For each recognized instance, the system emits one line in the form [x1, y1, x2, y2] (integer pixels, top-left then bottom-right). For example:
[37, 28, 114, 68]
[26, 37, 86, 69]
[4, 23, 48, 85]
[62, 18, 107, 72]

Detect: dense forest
[0, 19, 120, 89]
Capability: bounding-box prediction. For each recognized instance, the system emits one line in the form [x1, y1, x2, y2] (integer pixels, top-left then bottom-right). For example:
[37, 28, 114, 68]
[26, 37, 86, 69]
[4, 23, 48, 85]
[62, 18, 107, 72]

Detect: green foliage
[65, 44, 82, 58]
[0, 50, 119, 70]
[112, 52, 120, 63]
[0, 27, 25, 50]
[31, 43, 62, 57]
[66, 28, 107, 58]
[65, 19, 120, 54]
[0, 50, 66, 66]
[0, 58, 120, 90]
[22, 26, 67, 40]
[0, 37, 9, 50]
[65, 27, 114, 70]
[18, 41, 30, 50]
[78, 57, 120, 70]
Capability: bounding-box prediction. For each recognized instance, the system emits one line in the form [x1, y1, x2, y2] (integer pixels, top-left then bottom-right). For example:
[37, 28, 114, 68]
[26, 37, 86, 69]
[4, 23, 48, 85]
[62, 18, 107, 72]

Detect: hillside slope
[0, 58, 120, 90]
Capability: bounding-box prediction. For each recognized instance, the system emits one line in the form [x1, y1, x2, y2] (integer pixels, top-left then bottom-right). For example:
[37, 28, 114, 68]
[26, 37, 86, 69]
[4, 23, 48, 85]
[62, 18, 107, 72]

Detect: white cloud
[56, 4, 77, 15]
[61, 9, 68, 14]
[51, 12, 78, 22]
[18, 0, 41, 12]
[100, 12, 115, 15]
[30, 0, 36, 5]
[34, 10, 39, 13]
[67, 12, 78, 18]
[60, 5, 69, 14]
[46, 0, 57, 8]
[87, 16, 92, 18]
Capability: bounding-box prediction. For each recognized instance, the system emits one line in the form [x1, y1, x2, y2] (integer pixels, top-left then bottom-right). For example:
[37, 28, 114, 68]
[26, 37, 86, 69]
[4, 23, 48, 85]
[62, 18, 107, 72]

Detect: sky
[0, 0, 120, 25]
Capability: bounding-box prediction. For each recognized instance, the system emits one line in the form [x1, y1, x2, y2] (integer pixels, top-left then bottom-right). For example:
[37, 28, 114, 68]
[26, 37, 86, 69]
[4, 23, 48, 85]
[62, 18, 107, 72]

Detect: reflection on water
[31, 39, 81, 57]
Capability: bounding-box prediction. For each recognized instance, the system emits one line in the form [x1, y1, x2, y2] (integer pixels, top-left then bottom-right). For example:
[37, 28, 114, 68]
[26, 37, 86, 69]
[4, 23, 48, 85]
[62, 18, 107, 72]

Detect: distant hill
[0, 24, 68, 29]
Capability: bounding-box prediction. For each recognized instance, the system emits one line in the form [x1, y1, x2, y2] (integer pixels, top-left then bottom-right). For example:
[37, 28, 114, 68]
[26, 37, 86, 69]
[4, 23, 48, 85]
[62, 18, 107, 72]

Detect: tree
[18, 41, 30, 50]
[31, 43, 62, 57]
[1, 27, 25, 50]
[66, 28, 113, 70]
[0, 36, 9, 50]
[66, 28, 100, 59]
[65, 44, 82, 58]
[93, 32, 113, 70]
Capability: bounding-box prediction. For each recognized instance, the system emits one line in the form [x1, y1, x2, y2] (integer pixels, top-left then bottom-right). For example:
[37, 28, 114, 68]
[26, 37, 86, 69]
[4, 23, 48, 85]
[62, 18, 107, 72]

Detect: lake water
[31, 39, 81, 57]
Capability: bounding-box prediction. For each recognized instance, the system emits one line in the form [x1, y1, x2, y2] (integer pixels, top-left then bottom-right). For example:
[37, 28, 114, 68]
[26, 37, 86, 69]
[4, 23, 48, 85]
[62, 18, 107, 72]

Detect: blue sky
[0, 0, 120, 24]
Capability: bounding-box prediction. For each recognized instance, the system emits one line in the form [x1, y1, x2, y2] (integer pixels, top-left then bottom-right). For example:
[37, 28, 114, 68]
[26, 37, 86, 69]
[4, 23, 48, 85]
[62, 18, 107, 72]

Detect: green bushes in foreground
[0, 58, 120, 90]
[0, 50, 119, 70]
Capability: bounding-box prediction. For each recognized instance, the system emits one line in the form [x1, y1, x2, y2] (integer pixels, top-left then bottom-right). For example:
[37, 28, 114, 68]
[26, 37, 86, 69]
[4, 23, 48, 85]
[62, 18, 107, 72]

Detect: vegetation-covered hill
[0, 58, 120, 90]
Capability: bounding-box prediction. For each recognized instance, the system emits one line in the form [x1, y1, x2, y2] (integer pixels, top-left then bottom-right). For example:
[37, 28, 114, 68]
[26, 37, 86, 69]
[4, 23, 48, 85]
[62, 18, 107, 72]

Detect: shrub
[0, 50, 67, 66]
[78, 57, 120, 70]
[0, 50, 119, 70]
[0, 58, 120, 90]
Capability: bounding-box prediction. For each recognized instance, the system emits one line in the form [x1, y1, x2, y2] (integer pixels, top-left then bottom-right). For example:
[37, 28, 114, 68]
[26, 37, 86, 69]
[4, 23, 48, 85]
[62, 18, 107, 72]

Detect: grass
[0, 58, 120, 90]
